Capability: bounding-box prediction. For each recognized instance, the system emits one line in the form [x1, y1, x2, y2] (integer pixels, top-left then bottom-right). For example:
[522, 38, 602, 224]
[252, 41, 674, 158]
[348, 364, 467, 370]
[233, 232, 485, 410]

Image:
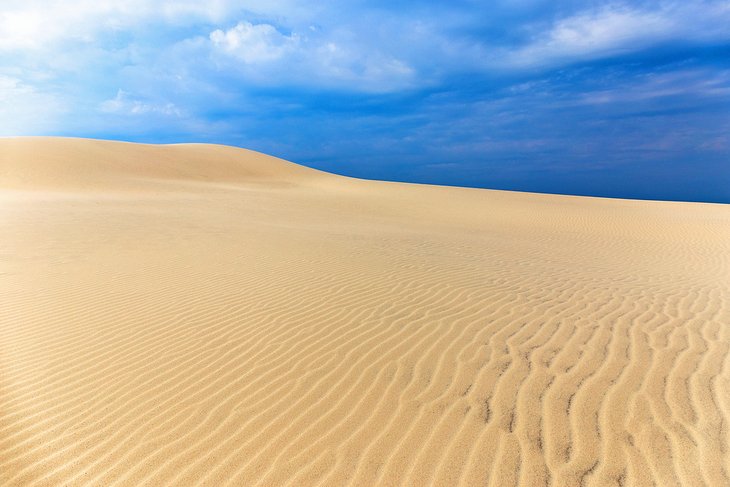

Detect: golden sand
[1, 137, 729, 486]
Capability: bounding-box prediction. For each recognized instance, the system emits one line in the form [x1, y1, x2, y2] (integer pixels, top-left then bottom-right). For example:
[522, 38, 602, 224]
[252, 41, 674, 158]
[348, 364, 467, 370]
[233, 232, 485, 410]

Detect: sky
[1, 0, 729, 203]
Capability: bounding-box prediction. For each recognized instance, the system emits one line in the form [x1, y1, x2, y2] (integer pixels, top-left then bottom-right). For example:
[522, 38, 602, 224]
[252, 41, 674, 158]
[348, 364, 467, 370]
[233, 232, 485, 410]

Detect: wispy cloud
[0, 75, 64, 134]
[573, 69, 730, 105]
[509, 6, 671, 67]
[502, 1, 730, 69]
[100, 89, 182, 116]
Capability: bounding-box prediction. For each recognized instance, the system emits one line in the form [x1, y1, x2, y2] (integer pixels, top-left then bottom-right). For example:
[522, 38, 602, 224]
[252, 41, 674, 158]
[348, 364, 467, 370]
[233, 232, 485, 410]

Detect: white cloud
[0, 0, 325, 51]
[537, 8, 668, 58]
[0, 0, 236, 51]
[210, 22, 299, 64]
[100, 89, 182, 116]
[2, 0, 728, 140]
[207, 22, 415, 92]
[504, 1, 730, 69]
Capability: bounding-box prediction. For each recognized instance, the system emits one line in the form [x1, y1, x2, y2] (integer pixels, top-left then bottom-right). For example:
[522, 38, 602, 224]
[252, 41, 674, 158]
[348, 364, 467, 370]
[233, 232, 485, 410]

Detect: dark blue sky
[1, 0, 729, 202]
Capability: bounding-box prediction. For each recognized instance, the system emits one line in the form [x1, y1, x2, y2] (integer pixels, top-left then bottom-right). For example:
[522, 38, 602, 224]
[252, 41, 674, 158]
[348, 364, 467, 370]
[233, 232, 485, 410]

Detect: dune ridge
[1, 137, 729, 486]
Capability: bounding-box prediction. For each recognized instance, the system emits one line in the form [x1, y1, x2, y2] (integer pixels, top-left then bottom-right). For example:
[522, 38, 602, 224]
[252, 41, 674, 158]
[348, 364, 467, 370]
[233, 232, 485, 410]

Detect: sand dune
[1, 137, 729, 486]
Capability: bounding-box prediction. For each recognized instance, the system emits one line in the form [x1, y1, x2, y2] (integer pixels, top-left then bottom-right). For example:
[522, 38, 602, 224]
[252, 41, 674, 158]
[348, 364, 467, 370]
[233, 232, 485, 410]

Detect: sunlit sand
[2, 137, 729, 486]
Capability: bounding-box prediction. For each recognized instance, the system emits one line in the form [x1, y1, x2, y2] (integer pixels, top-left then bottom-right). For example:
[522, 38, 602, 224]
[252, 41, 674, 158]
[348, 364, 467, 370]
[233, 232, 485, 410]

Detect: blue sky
[1, 0, 729, 202]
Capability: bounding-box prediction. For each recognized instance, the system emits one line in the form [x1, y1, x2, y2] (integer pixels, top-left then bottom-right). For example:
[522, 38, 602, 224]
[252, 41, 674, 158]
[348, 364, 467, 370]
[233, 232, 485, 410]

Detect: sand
[1, 137, 729, 486]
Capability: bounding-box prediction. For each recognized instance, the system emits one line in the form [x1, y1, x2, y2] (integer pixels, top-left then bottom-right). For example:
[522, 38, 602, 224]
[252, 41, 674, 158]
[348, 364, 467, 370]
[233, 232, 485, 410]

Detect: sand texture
[1, 137, 729, 486]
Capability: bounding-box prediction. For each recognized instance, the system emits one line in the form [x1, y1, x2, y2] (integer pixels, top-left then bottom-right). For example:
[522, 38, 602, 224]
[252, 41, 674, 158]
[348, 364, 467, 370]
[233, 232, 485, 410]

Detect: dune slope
[1, 137, 729, 486]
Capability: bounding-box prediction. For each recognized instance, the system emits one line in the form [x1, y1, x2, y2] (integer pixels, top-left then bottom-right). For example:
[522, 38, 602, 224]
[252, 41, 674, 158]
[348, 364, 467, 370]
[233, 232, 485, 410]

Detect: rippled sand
[2, 137, 729, 486]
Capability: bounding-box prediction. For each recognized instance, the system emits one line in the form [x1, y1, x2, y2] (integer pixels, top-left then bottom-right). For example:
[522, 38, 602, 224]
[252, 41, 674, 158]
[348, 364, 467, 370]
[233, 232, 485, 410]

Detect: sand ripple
[1, 138, 729, 486]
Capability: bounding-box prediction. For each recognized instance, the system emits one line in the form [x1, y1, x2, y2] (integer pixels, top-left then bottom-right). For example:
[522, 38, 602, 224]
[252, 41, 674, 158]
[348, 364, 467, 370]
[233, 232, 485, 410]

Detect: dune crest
[0, 137, 328, 190]
[2, 137, 729, 486]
